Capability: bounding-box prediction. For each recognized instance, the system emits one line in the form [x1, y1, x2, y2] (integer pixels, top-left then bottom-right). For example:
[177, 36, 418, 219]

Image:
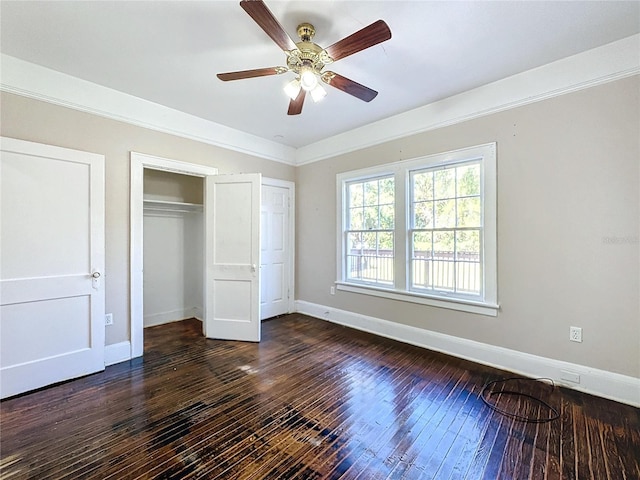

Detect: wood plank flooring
[1, 314, 639, 479]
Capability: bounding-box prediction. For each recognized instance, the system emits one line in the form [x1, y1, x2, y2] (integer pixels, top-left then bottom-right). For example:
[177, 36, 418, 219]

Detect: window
[410, 161, 482, 296]
[345, 176, 395, 286]
[337, 143, 497, 316]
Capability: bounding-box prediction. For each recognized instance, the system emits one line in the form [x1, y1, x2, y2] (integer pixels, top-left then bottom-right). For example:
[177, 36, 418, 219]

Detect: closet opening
[143, 169, 205, 336]
[130, 152, 294, 359]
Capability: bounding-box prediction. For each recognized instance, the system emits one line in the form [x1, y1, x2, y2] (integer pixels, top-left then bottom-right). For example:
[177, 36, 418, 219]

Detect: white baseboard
[144, 307, 202, 327]
[295, 300, 640, 407]
[105, 341, 131, 367]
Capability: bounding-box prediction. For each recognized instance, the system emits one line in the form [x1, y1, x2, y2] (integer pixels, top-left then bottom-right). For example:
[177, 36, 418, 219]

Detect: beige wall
[296, 76, 640, 378]
[2, 76, 638, 379]
[1, 92, 295, 346]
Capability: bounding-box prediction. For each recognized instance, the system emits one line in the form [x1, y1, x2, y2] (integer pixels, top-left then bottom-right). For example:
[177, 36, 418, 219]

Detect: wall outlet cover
[569, 326, 582, 342]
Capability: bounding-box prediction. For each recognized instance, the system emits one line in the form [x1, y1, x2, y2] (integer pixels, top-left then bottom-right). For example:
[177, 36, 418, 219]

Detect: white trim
[130, 152, 218, 359]
[144, 308, 202, 328]
[335, 283, 498, 317]
[261, 177, 296, 316]
[105, 341, 131, 367]
[295, 34, 640, 165]
[295, 300, 640, 408]
[0, 54, 295, 165]
[2, 36, 638, 167]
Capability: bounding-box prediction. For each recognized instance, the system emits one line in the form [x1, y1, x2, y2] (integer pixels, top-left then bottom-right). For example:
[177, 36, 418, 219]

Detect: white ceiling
[1, 1, 639, 149]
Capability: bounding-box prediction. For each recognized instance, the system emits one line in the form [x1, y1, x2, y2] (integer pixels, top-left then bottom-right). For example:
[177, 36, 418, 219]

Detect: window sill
[335, 282, 499, 317]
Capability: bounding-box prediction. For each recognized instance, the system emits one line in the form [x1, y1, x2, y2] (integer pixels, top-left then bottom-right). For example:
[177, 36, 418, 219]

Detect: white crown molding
[295, 34, 640, 165]
[0, 54, 296, 165]
[2, 34, 639, 167]
[295, 300, 640, 408]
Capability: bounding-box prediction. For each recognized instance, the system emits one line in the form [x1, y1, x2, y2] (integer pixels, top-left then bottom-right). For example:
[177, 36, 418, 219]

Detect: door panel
[0, 137, 105, 399]
[260, 184, 291, 319]
[1, 296, 91, 365]
[205, 173, 261, 342]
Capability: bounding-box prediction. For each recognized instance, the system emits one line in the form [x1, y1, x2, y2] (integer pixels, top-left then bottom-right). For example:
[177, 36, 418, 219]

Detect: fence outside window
[347, 249, 480, 295]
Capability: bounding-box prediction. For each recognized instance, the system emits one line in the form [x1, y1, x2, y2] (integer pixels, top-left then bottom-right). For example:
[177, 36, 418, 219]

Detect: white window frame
[343, 174, 396, 287]
[336, 143, 498, 316]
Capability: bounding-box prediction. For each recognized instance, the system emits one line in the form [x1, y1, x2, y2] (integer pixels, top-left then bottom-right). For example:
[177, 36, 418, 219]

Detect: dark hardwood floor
[1, 314, 639, 479]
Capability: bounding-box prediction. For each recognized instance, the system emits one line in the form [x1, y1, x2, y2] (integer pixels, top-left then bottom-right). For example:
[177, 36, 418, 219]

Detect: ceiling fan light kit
[217, 0, 392, 115]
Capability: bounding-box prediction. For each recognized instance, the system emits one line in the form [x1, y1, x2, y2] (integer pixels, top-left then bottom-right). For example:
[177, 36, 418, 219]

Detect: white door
[205, 173, 261, 342]
[0, 137, 105, 399]
[260, 183, 292, 319]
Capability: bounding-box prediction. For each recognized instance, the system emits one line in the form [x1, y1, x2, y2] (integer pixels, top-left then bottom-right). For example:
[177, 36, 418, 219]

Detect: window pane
[349, 183, 363, 207]
[380, 205, 394, 229]
[413, 171, 433, 202]
[411, 231, 430, 290]
[413, 201, 433, 229]
[364, 180, 379, 205]
[434, 169, 455, 199]
[434, 231, 454, 254]
[456, 230, 480, 258]
[431, 261, 454, 291]
[360, 233, 376, 282]
[412, 231, 432, 257]
[377, 232, 394, 283]
[457, 197, 481, 228]
[379, 232, 394, 252]
[347, 232, 363, 253]
[456, 230, 480, 294]
[346, 232, 394, 285]
[457, 163, 480, 197]
[435, 199, 456, 228]
[379, 177, 394, 205]
[364, 206, 379, 230]
[361, 232, 376, 250]
[349, 207, 363, 230]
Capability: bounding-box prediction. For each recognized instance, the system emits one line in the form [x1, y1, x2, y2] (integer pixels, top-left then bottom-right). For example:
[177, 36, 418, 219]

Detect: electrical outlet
[330, 286, 335, 295]
[569, 326, 582, 343]
[105, 313, 113, 326]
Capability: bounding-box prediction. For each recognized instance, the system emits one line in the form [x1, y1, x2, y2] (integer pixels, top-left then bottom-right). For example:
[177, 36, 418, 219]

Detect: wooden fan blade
[324, 20, 391, 62]
[217, 67, 287, 81]
[287, 89, 306, 115]
[240, 0, 297, 52]
[321, 72, 378, 102]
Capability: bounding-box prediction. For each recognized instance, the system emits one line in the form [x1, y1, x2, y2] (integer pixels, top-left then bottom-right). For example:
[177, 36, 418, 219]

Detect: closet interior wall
[143, 169, 204, 327]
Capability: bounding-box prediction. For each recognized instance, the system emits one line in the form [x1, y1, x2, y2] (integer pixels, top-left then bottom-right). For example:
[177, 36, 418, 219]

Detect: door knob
[91, 271, 101, 289]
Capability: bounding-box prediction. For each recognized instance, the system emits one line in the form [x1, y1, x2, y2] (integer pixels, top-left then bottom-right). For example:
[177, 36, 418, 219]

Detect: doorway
[142, 169, 204, 328]
[130, 152, 294, 358]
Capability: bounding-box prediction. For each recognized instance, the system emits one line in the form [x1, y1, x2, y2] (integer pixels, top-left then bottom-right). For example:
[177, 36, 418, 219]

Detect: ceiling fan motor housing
[287, 23, 334, 76]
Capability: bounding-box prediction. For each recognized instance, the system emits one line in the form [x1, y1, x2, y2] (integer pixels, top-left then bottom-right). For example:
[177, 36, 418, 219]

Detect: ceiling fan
[217, 0, 392, 115]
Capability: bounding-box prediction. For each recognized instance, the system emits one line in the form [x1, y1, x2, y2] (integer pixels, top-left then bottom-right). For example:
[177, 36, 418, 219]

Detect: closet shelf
[143, 199, 203, 213]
